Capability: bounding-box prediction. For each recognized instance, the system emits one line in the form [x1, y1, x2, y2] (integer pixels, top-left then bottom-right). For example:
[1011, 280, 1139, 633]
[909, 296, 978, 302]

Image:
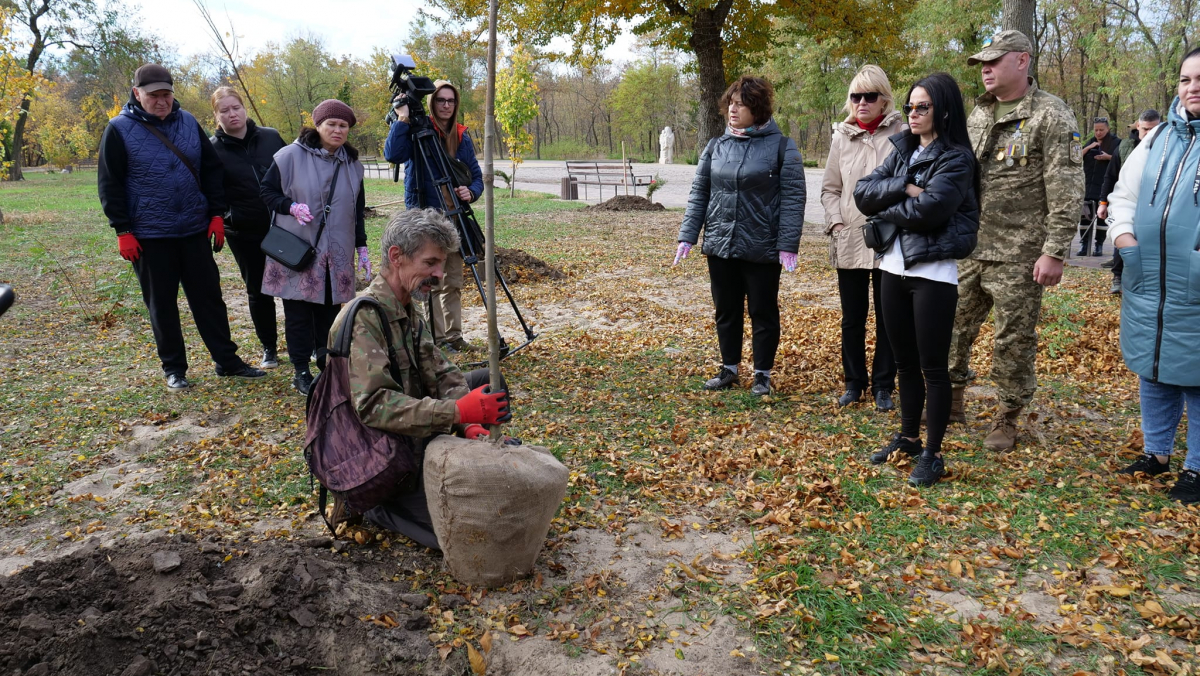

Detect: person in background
[1097, 110, 1161, 294]
[854, 72, 980, 487]
[675, 75, 806, 397]
[97, 64, 265, 391]
[1079, 117, 1120, 257]
[385, 80, 485, 354]
[210, 86, 287, 369]
[947, 31, 1084, 452]
[260, 99, 369, 395]
[1105, 47, 1200, 504]
[821, 65, 903, 412]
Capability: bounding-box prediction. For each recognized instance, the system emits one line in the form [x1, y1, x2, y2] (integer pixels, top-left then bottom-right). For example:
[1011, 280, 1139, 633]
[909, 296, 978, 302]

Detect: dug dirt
[1, 533, 457, 676]
[584, 195, 665, 212]
[495, 247, 566, 283]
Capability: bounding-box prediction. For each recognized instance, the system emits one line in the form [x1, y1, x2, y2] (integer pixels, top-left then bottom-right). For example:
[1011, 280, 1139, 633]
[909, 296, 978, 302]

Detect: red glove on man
[208, 216, 225, 253]
[455, 385, 512, 426]
[118, 233, 142, 262]
[464, 424, 489, 440]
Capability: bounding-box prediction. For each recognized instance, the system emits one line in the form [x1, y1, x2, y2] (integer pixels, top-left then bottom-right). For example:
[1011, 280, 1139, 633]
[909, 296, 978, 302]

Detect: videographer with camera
[385, 80, 485, 355]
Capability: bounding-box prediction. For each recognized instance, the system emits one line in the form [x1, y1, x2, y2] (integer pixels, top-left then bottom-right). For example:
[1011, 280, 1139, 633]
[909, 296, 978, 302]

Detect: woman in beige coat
[821, 65, 906, 411]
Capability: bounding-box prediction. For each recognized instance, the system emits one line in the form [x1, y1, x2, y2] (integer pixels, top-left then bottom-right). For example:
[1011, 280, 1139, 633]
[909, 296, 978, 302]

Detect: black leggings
[707, 256, 781, 372]
[880, 271, 958, 453]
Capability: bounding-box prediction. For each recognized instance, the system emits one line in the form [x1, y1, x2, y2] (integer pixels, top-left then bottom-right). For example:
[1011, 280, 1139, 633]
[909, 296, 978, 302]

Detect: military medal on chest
[1012, 118, 1027, 140]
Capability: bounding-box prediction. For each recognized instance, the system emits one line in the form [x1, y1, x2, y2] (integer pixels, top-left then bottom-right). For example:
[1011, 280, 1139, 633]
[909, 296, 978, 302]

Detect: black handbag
[863, 215, 899, 253]
[261, 162, 341, 271]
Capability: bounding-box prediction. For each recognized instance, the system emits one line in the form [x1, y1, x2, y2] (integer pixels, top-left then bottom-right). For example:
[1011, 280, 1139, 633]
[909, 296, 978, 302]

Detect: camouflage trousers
[948, 259, 1043, 410]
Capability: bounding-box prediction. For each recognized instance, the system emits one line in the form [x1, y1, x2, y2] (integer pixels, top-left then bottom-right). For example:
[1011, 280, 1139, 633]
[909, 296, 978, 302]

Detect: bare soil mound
[1, 533, 457, 676]
[585, 195, 664, 212]
[496, 247, 567, 282]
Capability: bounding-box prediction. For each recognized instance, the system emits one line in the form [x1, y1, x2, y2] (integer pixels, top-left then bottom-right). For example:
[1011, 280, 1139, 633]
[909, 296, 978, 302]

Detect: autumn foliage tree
[0, 5, 41, 178]
[495, 46, 538, 197]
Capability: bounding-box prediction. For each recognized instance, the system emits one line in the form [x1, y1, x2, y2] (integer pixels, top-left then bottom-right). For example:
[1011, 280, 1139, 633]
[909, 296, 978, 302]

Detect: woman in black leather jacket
[853, 72, 979, 487]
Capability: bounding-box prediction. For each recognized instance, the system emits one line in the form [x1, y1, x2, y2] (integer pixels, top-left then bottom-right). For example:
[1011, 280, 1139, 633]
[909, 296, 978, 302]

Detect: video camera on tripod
[385, 55, 537, 363]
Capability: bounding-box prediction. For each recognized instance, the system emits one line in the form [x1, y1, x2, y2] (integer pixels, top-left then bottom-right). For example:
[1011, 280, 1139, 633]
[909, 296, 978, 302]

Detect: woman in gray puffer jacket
[676, 75, 806, 397]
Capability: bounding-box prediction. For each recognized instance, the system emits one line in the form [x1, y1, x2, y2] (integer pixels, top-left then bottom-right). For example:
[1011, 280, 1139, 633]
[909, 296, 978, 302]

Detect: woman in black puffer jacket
[853, 72, 979, 488]
[676, 75, 806, 397]
[209, 86, 287, 369]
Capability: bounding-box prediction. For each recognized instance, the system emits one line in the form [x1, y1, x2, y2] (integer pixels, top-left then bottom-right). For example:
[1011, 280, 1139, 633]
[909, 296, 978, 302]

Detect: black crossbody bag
[261, 162, 341, 271]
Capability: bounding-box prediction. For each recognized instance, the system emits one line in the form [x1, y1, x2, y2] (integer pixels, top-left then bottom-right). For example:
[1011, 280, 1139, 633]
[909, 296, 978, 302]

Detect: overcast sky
[123, 0, 636, 64]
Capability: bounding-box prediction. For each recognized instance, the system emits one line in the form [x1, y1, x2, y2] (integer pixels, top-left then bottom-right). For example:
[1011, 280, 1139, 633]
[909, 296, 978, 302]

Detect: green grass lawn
[1, 170, 1197, 674]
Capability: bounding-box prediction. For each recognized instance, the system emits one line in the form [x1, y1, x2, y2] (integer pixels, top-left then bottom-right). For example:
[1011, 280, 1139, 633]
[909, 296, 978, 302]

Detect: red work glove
[455, 385, 512, 426]
[208, 216, 225, 253]
[118, 233, 142, 262]
[464, 424, 488, 440]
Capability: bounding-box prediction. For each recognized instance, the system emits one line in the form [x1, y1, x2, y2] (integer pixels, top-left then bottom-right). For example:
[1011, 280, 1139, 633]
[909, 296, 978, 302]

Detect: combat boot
[983, 406, 1021, 452]
[920, 386, 966, 424]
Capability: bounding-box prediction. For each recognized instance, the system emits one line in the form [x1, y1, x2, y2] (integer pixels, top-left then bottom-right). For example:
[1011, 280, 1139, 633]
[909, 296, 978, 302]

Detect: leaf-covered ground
[0, 172, 1197, 675]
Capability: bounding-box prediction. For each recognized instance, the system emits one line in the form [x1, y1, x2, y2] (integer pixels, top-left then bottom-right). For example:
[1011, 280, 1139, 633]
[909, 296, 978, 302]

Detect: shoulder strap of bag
[136, 120, 201, 187]
[777, 133, 789, 174]
[331, 295, 403, 384]
[309, 160, 342, 252]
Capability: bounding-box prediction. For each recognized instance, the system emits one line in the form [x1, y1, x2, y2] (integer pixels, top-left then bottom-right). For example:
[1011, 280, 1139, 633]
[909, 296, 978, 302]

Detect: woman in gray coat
[675, 75, 806, 396]
[260, 99, 369, 395]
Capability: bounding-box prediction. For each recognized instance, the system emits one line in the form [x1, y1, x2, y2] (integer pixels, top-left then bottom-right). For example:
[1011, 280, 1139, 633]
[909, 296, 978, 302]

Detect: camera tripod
[391, 99, 537, 364]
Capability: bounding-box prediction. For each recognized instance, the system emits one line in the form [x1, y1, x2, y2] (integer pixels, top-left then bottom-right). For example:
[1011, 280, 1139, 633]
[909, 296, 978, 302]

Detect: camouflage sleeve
[416, 319, 469, 402]
[347, 310, 460, 438]
[1040, 108, 1085, 259]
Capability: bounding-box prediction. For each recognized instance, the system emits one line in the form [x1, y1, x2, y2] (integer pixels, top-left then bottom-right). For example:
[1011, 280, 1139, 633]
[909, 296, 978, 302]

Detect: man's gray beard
[411, 288, 430, 303]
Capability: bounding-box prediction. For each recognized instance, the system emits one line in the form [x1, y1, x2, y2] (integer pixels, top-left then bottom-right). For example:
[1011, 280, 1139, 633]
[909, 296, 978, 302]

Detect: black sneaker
[1169, 470, 1200, 505]
[908, 451, 947, 487]
[704, 367, 737, 391]
[750, 373, 771, 396]
[293, 370, 314, 395]
[1101, 259, 1115, 269]
[261, 348, 279, 369]
[838, 389, 863, 407]
[874, 390, 896, 412]
[215, 362, 267, 379]
[1118, 454, 1170, 476]
[166, 373, 191, 392]
[870, 432, 922, 465]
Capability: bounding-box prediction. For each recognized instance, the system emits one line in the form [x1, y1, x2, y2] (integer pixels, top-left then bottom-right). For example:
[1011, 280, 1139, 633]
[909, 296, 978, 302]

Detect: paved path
[370, 158, 1109, 267]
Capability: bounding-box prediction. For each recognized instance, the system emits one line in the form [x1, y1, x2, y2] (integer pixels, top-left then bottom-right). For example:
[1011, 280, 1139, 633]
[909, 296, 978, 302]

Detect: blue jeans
[1140, 377, 1200, 472]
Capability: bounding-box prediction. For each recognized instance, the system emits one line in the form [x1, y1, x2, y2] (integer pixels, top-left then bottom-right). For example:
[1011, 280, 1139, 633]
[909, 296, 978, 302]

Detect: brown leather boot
[984, 406, 1021, 452]
[948, 386, 966, 424]
[921, 386, 966, 424]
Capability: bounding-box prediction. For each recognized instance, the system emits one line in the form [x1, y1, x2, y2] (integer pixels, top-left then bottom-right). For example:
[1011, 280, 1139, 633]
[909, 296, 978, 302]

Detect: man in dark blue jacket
[97, 64, 265, 391]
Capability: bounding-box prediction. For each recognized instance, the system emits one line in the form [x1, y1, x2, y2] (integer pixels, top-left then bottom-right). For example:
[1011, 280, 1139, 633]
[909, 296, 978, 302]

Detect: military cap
[968, 30, 1034, 65]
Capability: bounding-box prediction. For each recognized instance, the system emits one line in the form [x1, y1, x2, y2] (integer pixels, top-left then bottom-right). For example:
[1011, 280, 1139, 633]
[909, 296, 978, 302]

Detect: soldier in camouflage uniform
[328, 208, 512, 544]
[948, 30, 1085, 451]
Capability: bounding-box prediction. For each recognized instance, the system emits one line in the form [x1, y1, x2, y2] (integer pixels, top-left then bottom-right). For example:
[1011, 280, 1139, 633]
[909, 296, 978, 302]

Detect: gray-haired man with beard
[327, 208, 510, 544]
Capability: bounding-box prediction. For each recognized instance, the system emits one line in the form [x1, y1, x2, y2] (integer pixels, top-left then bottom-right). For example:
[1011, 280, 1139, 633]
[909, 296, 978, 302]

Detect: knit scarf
[726, 124, 759, 137]
[856, 114, 886, 135]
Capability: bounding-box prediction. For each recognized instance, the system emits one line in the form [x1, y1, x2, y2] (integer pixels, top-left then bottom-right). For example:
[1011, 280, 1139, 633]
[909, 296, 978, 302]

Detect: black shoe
[908, 451, 947, 487]
[750, 373, 771, 396]
[215, 362, 267, 379]
[1093, 244, 1105, 257]
[703, 367, 737, 391]
[166, 373, 191, 392]
[870, 432, 922, 465]
[438, 341, 460, 354]
[1110, 276, 1122, 295]
[837, 389, 863, 407]
[261, 348, 279, 369]
[1101, 258, 1116, 269]
[1076, 243, 1089, 257]
[1169, 470, 1200, 504]
[874, 390, 896, 412]
[293, 369, 314, 395]
[1118, 454, 1170, 476]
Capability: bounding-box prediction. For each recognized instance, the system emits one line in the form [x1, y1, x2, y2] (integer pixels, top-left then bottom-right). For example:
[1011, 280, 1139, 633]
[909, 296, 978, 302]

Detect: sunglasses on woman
[903, 102, 934, 117]
[850, 92, 880, 104]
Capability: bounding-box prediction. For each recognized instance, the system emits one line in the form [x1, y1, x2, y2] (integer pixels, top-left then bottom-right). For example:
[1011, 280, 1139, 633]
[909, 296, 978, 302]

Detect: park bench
[564, 160, 652, 200]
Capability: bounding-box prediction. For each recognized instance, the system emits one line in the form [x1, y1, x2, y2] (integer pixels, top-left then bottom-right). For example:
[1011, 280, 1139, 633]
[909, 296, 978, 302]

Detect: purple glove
[290, 203, 313, 224]
[780, 251, 797, 273]
[673, 242, 692, 266]
[356, 246, 371, 281]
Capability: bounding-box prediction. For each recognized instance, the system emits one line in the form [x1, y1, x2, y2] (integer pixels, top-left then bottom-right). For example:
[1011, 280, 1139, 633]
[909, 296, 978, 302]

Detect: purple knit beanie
[312, 99, 357, 127]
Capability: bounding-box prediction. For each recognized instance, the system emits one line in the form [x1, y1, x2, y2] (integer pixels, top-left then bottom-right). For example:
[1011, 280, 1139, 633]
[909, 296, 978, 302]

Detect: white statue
[659, 126, 674, 164]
